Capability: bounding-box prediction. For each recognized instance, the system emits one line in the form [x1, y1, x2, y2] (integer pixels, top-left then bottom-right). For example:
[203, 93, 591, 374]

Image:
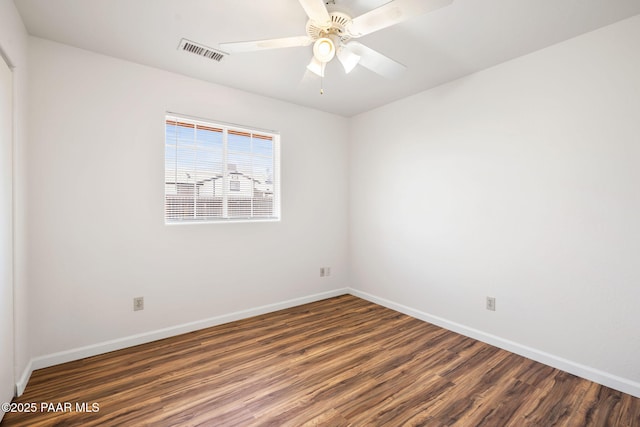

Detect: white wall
[350, 15, 640, 396]
[0, 42, 15, 419]
[26, 37, 348, 366]
[0, 0, 30, 403]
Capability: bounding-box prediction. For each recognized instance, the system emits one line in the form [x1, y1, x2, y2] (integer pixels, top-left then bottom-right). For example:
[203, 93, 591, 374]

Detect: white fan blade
[346, 42, 406, 79]
[220, 36, 312, 53]
[298, 0, 332, 29]
[348, 0, 453, 37]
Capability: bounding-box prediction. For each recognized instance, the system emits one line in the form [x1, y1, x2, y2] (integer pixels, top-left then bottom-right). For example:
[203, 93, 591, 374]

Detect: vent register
[178, 38, 227, 62]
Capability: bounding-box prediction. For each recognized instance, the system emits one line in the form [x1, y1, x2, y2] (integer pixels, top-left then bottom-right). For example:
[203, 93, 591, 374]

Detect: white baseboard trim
[17, 287, 639, 399]
[349, 288, 640, 399]
[15, 288, 349, 396]
[15, 359, 32, 397]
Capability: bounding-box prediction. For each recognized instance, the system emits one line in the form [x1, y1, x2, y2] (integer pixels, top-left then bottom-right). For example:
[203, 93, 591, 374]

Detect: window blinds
[165, 115, 280, 222]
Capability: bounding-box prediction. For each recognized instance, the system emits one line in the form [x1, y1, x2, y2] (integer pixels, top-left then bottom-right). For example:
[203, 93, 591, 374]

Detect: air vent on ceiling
[178, 38, 227, 62]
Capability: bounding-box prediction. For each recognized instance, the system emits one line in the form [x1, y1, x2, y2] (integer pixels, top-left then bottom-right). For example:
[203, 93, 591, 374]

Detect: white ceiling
[13, 0, 640, 117]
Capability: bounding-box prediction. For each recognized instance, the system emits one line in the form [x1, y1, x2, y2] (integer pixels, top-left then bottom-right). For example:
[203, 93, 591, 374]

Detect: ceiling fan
[219, 0, 453, 81]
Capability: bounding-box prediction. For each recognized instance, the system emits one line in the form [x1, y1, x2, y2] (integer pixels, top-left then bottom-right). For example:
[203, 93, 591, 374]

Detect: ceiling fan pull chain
[320, 74, 324, 95]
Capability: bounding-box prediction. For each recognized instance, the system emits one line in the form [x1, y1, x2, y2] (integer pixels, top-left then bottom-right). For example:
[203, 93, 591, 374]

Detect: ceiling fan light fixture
[337, 46, 360, 74]
[312, 37, 336, 63]
[307, 57, 326, 77]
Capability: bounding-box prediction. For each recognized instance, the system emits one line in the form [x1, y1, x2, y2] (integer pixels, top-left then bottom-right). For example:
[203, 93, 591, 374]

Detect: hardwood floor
[2, 295, 639, 426]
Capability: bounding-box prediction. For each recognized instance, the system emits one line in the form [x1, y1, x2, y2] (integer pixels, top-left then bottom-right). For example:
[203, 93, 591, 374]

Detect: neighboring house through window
[165, 114, 280, 222]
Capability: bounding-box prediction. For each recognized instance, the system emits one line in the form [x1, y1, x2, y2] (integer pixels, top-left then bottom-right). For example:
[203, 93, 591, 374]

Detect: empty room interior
[1, 0, 640, 425]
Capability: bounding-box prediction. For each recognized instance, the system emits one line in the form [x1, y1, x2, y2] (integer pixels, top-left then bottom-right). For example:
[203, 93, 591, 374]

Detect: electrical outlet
[320, 268, 325, 277]
[133, 297, 144, 311]
[326, 267, 331, 276]
[486, 297, 496, 311]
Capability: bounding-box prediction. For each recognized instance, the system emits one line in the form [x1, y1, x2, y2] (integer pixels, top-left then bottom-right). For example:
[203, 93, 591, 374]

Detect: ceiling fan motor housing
[306, 12, 353, 44]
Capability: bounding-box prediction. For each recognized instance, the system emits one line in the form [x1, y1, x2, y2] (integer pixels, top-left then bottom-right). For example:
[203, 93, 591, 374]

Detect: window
[165, 114, 280, 223]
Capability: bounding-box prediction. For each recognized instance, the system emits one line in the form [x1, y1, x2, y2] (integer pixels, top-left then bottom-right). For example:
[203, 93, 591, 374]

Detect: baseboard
[16, 288, 349, 396]
[349, 288, 640, 399]
[18, 286, 639, 400]
[15, 359, 32, 397]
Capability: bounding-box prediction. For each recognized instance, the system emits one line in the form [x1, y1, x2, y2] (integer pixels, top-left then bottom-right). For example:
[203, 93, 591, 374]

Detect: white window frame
[165, 113, 280, 224]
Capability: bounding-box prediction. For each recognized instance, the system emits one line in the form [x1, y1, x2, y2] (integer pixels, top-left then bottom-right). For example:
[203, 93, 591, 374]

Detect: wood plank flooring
[2, 295, 639, 426]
